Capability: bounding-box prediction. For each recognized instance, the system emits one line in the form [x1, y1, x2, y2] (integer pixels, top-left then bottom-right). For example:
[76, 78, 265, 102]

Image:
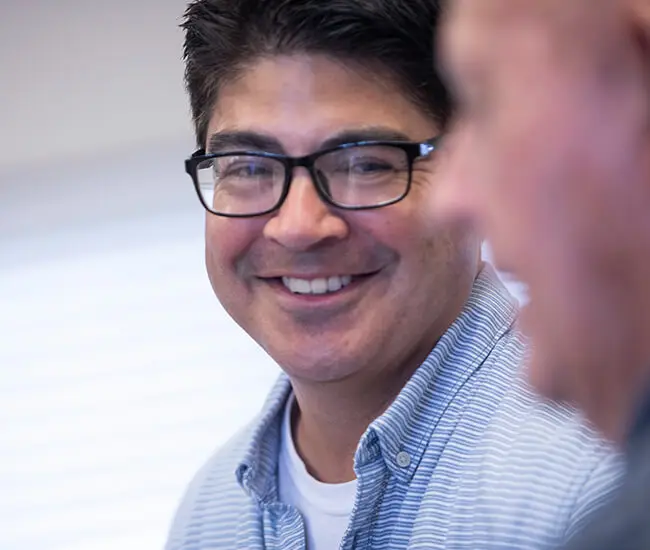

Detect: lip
[257, 271, 380, 311]
[257, 270, 377, 280]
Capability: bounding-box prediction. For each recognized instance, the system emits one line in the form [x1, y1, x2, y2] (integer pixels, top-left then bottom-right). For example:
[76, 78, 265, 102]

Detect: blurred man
[165, 1, 621, 549]
[437, 1, 650, 548]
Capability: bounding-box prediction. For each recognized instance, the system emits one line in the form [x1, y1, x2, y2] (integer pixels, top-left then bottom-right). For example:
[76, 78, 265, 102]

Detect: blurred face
[204, 54, 479, 386]
[436, 0, 650, 439]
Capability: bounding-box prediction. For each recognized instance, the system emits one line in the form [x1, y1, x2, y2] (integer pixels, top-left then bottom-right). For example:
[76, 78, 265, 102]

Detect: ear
[628, 0, 650, 27]
[626, 0, 650, 61]
[618, 1, 650, 137]
[624, 0, 650, 222]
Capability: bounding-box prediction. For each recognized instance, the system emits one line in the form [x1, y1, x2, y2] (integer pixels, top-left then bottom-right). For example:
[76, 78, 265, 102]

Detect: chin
[262, 343, 355, 383]
[282, 361, 358, 385]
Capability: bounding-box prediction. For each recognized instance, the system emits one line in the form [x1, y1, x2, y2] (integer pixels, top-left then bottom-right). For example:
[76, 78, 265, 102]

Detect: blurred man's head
[436, 0, 650, 441]
[181, 0, 480, 391]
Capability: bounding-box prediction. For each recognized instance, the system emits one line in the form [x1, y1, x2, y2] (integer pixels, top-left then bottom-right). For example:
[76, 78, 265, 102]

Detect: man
[436, 0, 650, 548]
[165, 1, 621, 549]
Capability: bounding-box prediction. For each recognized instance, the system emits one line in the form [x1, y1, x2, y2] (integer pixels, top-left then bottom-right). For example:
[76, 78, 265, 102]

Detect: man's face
[436, 0, 650, 436]
[204, 54, 479, 386]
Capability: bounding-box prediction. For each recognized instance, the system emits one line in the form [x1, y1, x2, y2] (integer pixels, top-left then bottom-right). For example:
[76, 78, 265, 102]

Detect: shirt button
[396, 451, 411, 468]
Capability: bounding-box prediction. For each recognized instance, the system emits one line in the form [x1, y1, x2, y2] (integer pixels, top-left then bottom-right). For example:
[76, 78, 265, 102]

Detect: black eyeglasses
[184, 137, 440, 218]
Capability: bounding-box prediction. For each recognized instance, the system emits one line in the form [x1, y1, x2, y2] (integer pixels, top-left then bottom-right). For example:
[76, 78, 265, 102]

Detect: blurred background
[0, 2, 525, 549]
[0, 1, 280, 548]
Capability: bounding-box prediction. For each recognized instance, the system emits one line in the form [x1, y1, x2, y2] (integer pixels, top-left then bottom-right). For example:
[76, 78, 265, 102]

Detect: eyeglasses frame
[184, 137, 440, 218]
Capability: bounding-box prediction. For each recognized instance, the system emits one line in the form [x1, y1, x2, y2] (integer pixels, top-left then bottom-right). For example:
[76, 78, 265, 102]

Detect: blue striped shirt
[166, 265, 622, 549]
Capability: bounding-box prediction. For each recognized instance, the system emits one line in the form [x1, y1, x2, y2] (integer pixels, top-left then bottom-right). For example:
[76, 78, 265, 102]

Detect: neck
[289, 349, 429, 484]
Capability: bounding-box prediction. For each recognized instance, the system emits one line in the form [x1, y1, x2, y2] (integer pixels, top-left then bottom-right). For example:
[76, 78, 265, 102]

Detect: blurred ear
[627, 0, 650, 66]
[628, 0, 650, 28]
[626, 0, 650, 165]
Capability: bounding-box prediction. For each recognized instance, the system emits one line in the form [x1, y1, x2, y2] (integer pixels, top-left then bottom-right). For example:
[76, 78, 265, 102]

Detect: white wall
[0, 0, 193, 172]
[0, 145, 281, 550]
[0, 5, 282, 543]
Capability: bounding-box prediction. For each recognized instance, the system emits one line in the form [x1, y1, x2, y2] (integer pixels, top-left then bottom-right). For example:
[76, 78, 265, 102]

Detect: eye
[219, 160, 275, 179]
[349, 159, 395, 175]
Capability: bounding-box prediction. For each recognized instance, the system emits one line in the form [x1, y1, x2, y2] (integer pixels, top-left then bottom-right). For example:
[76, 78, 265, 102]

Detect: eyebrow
[208, 132, 284, 154]
[207, 127, 414, 156]
[319, 128, 413, 150]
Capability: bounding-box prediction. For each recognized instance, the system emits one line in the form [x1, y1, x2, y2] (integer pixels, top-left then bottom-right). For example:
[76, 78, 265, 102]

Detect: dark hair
[182, 0, 451, 147]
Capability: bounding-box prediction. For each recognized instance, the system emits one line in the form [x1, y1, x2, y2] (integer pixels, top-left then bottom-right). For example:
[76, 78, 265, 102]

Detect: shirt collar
[363, 263, 518, 482]
[236, 375, 292, 502]
[236, 263, 518, 498]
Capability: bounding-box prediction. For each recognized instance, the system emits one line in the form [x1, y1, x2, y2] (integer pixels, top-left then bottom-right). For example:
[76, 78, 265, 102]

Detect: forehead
[450, 0, 582, 28]
[207, 54, 438, 152]
[444, 1, 543, 62]
[445, 0, 611, 63]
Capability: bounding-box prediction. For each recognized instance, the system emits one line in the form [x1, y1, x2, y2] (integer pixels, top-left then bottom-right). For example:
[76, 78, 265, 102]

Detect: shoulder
[466, 325, 624, 539]
[164, 421, 259, 550]
[562, 433, 650, 550]
[479, 362, 623, 539]
[164, 375, 291, 550]
[492, 376, 621, 489]
[477, 323, 611, 464]
[492, 331, 620, 475]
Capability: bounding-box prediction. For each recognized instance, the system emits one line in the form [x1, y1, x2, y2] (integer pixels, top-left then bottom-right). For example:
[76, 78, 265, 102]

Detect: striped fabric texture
[561, 393, 650, 550]
[166, 265, 623, 550]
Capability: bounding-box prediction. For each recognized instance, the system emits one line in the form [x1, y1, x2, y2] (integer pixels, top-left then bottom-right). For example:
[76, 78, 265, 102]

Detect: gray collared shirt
[166, 265, 622, 550]
[562, 390, 650, 550]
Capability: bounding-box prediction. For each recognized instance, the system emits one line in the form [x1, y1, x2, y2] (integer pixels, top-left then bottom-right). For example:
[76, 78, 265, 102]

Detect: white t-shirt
[278, 396, 357, 550]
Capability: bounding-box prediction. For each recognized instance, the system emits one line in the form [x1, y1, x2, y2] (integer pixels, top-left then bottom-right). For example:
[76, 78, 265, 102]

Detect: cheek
[485, 112, 569, 256]
[204, 217, 256, 290]
[442, 119, 515, 231]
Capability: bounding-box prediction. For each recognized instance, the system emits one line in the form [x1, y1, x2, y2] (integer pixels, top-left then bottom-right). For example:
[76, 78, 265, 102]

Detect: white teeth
[282, 275, 353, 295]
[311, 278, 328, 294]
[291, 278, 312, 294]
[327, 276, 342, 292]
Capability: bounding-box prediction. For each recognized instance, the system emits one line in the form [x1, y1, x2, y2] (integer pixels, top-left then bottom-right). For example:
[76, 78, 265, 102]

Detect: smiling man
[165, 1, 621, 549]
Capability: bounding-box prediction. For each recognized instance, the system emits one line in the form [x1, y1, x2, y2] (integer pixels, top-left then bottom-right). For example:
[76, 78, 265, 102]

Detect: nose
[263, 167, 349, 251]
[432, 122, 482, 231]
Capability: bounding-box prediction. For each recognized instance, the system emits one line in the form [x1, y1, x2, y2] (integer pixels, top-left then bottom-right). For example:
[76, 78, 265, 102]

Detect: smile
[281, 275, 353, 295]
